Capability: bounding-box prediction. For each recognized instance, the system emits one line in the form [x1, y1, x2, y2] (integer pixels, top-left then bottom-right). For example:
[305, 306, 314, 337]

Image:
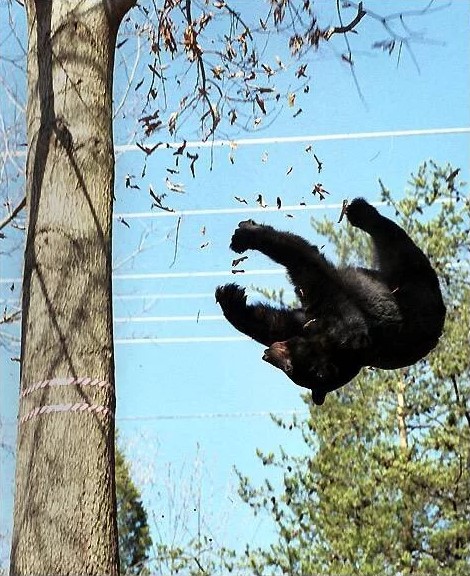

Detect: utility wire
[115, 126, 470, 153]
[115, 314, 223, 323]
[116, 409, 308, 422]
[114, 200, 366, 220]
[114, 336, 249, 344]
[0, 268, 285, 284]
[4, 126, 469, 159]
[2, 408, 309, 426]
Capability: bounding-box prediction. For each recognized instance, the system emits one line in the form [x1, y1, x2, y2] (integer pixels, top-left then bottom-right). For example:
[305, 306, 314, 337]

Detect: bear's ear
[262, 341, 293, 375]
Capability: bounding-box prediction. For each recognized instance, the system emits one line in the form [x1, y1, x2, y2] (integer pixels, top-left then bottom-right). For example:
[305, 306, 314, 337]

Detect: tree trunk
[10, 1, 134, 575]
[396, 378, 408, 451]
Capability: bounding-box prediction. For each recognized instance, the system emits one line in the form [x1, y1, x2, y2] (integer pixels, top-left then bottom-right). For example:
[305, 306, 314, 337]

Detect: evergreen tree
[236, 162, 470, 576]
[116, 447, 152, 576]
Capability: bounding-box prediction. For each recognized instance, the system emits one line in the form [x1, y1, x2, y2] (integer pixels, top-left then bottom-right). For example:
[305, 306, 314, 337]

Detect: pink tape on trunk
[20, 402, 113, 424]
[21, 376, 110, 398]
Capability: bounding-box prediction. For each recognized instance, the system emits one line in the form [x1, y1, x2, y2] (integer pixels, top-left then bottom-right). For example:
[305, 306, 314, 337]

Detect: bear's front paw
[230, 220, 261, 253]
[215, 283, 247, 312]
[346, 198, 379, 229]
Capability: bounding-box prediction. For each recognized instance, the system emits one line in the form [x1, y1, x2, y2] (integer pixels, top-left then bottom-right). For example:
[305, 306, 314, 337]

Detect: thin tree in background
[116, 447, 152, 576]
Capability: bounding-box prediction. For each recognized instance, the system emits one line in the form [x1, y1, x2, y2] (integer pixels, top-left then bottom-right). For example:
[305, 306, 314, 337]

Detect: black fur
[216, 198, 446, 405]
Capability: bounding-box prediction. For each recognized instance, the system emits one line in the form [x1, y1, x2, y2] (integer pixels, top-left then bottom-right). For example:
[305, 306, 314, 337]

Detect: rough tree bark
[10, 1, 135, 575]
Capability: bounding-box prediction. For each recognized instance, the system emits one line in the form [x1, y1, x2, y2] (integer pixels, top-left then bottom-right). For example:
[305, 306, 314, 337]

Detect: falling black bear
[215, 198, 446, 405]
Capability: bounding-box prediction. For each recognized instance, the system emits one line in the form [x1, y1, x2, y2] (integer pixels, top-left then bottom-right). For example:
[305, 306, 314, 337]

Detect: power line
[115, 126, 470, 154]
[116, 409, 308, 422]
[115, 292, 223, 300]
[0, 268, 285, 285]
[114, 336, 248, 344]
[115, 314, 223, 323]
[114, 200, 359, 220]
[115, 290, 295, 301]
[113, 268, 284, 281]
[5, 126, 469, 159]
[2, 408, 309, 426]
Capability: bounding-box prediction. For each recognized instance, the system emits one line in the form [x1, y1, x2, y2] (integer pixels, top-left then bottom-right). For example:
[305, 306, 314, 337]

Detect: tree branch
[0, 196, 26, 232]
[325, 2, 366, 40]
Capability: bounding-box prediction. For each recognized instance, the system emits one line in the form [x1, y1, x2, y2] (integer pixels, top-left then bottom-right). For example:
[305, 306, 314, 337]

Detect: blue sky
[1, 0, 470, 564]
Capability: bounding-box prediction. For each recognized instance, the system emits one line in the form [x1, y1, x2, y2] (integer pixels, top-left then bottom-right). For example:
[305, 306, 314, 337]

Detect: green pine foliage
[236, 163, 470, 576]
[116, 447, 153, 576]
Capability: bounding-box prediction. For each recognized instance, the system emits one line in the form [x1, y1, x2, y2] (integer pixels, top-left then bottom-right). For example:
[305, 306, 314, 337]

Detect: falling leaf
[275, 56, 286, 69]
[232, 269, 245, 274]
[187, 151, 199, 178]
[261, 151, 268, 163]
[312, 183, 330, 200]
[136, 142, 162, 156]
[168, 111, 178, 135]
[255, 94, 267, 114]
[293, 108, 302, 118]
[119, 217, 130, 228]
[296, 64, 308, 78]
[201, 226, 206, 236]
[277, 197, 282, 209]
[173, 140, 187, 156]
[165, 177, 185, 193]
[256, 194, 267, 208]
[261, 63, 274, 77]
[234, 196, 248, 204]
[212, 65, 224, 79]
[232, 256, 248, 267]
[200, 242, 209, 249]
[229, 109, 237, 125]
[125, 175, 140, 190]
[338, 199, 349, 223]
[313, 154, 323, 173]
[149, 187, 174, 213]
[287, 93, 296, 107]
[139, 110, 162, 136]
[286, 166, 293, 176]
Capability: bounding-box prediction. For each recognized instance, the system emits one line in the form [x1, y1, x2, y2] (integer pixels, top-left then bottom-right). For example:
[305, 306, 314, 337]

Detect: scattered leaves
[149, 187, 175, 213]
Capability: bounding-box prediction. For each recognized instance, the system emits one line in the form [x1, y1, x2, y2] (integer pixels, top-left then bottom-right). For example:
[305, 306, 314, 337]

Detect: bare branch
[325, 2, 366, 40]
[0, 196, 26, 232]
